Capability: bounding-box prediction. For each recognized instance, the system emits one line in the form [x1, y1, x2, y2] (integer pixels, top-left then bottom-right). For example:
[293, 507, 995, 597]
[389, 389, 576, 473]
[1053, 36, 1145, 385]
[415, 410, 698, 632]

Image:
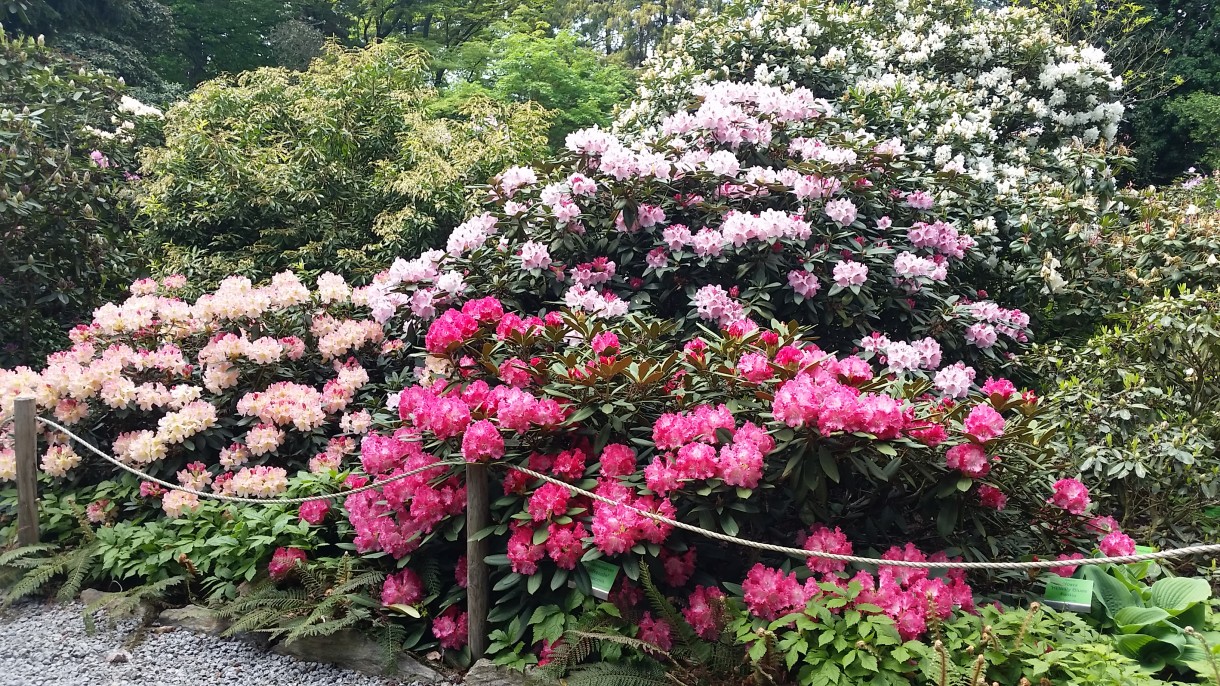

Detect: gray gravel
[0, 601, 444, 686]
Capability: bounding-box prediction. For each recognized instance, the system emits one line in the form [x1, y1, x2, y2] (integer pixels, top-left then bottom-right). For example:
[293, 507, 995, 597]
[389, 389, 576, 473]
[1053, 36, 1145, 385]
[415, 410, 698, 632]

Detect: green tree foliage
[137, 42, 552, 287]
[554, 0, 724, 66]
[443, 30, 634, 144]
[0, 29, 156, 367]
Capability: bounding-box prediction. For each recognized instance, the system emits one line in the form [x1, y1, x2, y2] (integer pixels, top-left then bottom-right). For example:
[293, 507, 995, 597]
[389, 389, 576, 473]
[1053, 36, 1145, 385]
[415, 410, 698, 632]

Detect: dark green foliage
[0, 29, 157, 366]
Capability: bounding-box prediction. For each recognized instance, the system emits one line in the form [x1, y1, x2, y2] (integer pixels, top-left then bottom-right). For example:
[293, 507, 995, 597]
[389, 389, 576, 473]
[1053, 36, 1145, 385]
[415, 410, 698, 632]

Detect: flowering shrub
[337, 296, 1124, 657]
[1032, 287, 1220, 548]
[0, 271, 403, 523]
[362, 81, 1034, 368]
[613, 0, 1145, 341]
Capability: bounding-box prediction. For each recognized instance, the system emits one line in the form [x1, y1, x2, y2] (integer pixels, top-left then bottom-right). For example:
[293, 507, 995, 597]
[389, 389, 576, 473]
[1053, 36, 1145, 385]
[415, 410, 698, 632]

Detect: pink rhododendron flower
[963, 404, 1005, 442]
[945, 443, 990, 478]
[298, 500, 330, 525]
[832, 261, 868, 287]
[528, 482, 571, 522]
[591, 331, 620, 356]
[507, 523, 546, 575]
[980, 377, 1017, 400]
[638, 613, 674, 651]
[788, 270, 820, 298]
[1099, 530, 1136, 557]
[545, 522, 585, 569]
[684, 586, 725, 639]
[1049, 478, 1090, 515]
[381, 568, 424, 606]
[1049, 553, 1084, 578]
[742, 564, 809, 620]
[269, 547, 307, 581]
[976, 484, 1008, 510]
[599, 444, 636, 477]
[803, 524, 853, 574]
[824, 198, 858, 226]
[736, 352, 772, 383]
[461, 420, 504, 462]
[661, 549, 697, 586]
[432, 608, 468, 650]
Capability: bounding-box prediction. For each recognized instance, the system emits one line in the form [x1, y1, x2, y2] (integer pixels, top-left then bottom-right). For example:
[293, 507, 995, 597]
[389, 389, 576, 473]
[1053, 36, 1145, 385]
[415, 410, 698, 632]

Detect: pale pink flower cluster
[155, 401, 218, 445]
[893, 251, 948, 281]
[113, 430, 168, 465]
[933, 362, 976, 398]
[518, 241, 552, 270]
[316, 272, 351, 304]
[719, 210, 812, 247]
[228, 465, 289, 498]
[40, 443, 82, 477]
[245, 423, 285, 456]
[860, 334, 942, 374]
[176, 461, 212, 490]
[832, 261, 868, 287]
[312, 315, 385, 362]
[0, 446, 15, 481]
[908, 221, 977, 259]
[162, 490, 200, 518]
[563, 285, 629, 319]
[788, 270, 820, 298]
[693, 285, 745, 326]
[824, 198, 858, 226]
[237, 382, 327, 431]
[340, 410, 373, 434]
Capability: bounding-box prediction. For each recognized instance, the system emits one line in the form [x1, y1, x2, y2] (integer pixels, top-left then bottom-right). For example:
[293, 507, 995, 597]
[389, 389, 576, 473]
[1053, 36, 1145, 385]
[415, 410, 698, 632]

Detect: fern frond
[286, 611, 362, 642]
[637, 562, 700, 656]
[559, 660, 670, 686]
[0, 544, 58, 566]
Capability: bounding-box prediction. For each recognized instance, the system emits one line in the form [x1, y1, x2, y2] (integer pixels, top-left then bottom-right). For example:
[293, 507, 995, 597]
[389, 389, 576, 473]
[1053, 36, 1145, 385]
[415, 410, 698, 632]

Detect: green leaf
[1114, 633, 1158, 659]
[1149, 577, 1211, 614]
[1083, 566, 1138, 617]
[1114, 606, 1170, 633]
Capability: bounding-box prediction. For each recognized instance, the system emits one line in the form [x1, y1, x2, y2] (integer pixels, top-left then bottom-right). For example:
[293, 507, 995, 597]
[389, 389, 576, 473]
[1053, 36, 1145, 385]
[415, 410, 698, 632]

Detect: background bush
[136, 42, 552, 289]
[0, 28, 160, 368]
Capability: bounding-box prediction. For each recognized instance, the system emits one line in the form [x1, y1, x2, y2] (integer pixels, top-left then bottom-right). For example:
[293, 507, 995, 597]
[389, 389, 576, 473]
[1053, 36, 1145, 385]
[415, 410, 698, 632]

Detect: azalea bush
[0, 28, 162, 367]
[136, 42, 551, 290]
[333, 293, 1137, 666]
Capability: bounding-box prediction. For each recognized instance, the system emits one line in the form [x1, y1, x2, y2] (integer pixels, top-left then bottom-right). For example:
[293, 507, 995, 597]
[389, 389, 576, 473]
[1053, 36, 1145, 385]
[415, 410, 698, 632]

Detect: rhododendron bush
[338, 298, 1127, 655]
[616, 0, 1144, 340]
[0, 272, 403, 522]
[361, 81, 1031, 368]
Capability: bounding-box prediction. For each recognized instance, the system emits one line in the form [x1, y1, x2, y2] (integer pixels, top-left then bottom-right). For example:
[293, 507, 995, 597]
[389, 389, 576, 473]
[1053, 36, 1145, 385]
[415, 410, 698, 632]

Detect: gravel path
[0, 601, 442, 686]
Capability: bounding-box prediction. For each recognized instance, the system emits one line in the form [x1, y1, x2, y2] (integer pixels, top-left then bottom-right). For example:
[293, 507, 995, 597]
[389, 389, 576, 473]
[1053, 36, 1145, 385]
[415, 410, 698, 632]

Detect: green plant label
[1043, 576, 1094, 612]
[585, 559, 620, 600]
[1134, 545, 1155, 555]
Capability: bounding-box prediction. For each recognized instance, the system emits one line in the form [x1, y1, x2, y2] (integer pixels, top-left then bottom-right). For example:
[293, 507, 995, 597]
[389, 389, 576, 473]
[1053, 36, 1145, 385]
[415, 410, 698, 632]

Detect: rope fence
[8, 397, 1220, 658]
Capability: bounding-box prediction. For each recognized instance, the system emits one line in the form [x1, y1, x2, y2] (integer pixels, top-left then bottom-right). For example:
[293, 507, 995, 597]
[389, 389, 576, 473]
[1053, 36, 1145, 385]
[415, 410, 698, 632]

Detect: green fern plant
[1, 539, 103, 608]
[530, 558, 750, 686]
[211, 554, 394, 647]
[81, 574, 192, 636]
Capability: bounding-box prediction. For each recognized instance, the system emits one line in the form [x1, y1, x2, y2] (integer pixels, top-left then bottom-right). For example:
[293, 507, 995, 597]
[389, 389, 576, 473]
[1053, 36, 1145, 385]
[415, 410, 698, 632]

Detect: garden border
[10, 397, 1220, 659]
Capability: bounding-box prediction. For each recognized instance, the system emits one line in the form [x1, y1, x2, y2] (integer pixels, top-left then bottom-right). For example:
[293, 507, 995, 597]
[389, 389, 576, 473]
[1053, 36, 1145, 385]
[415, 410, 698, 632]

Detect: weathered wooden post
[15, 396, 39, 546]
[466, 461, 489, 660]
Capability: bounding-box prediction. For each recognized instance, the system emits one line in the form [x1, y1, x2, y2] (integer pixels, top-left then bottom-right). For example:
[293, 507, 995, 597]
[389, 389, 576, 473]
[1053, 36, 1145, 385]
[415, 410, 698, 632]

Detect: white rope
[34, 417, 462, 506]
[27, 416, 1220, 570]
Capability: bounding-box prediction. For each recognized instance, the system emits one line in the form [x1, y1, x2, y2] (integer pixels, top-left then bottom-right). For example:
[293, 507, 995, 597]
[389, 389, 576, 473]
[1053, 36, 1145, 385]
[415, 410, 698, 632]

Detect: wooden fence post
[466, 461, 489, 660]
[15, 396, 39, 546]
